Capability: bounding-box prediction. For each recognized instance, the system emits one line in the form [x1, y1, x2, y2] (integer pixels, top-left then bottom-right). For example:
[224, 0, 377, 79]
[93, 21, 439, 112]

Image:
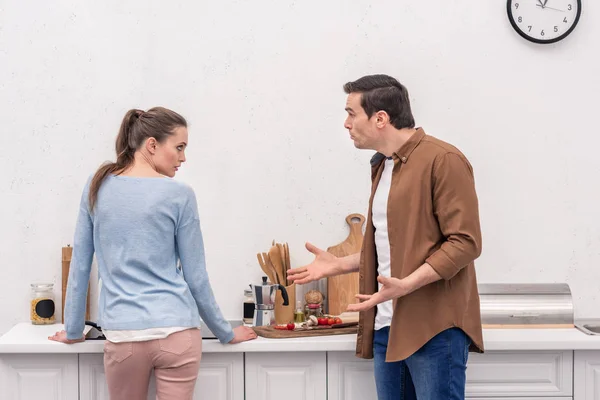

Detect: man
[287, 74, 483, 399]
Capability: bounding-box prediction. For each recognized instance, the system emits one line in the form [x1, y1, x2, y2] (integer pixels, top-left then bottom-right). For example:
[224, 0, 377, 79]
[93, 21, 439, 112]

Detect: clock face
[507, 0, 581, 44]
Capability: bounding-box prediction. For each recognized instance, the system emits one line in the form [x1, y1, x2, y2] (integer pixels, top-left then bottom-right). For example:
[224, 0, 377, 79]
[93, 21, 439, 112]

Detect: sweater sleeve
[64, 179, 95, 340]
[425, 153, 483, 280]
[176, 188, 235, 344]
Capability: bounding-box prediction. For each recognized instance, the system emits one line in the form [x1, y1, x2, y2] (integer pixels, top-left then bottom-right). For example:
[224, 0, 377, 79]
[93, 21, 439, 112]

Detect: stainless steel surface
[317, 278, 328, 314]
[251, 277, 290, 326]
[251, 278, 279, 309]
[479, 283, 574, 326]
[200, 319, 244, 339]
[479, 283, 572, 295]
[575, 319, 600, 335]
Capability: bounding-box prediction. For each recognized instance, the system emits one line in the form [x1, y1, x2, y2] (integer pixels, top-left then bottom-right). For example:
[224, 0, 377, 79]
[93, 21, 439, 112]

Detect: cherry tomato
[334, 317, 342, 324]
[274, 325, 287, 330]
[318, 317, 327, 325]
[328, 318, 335, 325]
[287, 323, 295, 330]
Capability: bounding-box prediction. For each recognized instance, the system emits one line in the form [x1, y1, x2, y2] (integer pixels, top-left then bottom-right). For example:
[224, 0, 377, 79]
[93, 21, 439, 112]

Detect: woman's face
[152, 126, 188, 177]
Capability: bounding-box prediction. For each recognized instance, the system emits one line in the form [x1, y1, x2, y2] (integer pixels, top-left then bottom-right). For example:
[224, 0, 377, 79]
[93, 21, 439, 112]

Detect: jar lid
[307, 303, 321, 309]
[31, 283, 54, 289]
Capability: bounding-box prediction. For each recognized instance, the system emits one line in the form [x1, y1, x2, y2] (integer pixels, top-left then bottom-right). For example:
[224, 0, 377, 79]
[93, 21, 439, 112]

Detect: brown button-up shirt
[356, 128, 484, 362]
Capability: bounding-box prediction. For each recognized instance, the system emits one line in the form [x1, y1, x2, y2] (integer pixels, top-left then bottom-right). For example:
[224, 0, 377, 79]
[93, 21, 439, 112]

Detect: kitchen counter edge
[2, 323, 600, 354]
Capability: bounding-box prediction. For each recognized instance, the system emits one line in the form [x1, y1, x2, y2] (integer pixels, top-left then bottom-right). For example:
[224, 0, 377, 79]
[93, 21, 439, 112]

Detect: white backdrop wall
[1, 0, 599, 335]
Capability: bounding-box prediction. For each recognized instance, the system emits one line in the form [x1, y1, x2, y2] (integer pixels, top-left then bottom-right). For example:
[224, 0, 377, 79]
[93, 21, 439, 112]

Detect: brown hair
[88, 107, 187, 210]
[343, 74, 415, 130]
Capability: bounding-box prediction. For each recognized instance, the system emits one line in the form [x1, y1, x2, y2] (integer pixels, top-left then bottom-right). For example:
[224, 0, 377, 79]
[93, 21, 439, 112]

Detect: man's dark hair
[343, 74, 415, 130]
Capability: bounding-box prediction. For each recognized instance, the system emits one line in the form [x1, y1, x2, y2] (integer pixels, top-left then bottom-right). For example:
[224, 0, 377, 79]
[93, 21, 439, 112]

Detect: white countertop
[0, 323, 357, 354]
[2, 323, 600, 354]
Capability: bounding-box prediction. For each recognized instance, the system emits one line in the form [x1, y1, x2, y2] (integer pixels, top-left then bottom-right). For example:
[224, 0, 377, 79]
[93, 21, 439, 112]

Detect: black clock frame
[506, 0, 582, 44]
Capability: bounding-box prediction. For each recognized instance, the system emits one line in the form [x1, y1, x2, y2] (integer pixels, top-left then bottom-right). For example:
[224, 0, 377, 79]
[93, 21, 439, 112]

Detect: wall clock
[507, 0, 581, 44]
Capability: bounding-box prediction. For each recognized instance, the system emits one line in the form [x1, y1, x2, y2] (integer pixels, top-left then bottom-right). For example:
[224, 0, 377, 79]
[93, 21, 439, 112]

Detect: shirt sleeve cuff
[219, 329, 235, 344]
[425, 249, 460, 281]
[66, 331, 84, 341]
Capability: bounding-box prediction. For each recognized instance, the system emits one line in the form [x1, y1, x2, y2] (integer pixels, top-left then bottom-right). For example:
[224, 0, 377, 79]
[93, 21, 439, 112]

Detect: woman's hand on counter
[47, 330, 85, 344]
[229, 326, 258, 344]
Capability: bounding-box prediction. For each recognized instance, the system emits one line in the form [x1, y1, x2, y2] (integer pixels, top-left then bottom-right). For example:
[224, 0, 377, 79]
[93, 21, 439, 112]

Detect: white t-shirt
[103, 327, 194, 343]
[372, 158, 395, 330]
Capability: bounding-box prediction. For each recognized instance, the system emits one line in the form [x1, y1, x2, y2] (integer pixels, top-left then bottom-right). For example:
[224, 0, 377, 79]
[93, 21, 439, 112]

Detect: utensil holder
[275, 283, 295, 325]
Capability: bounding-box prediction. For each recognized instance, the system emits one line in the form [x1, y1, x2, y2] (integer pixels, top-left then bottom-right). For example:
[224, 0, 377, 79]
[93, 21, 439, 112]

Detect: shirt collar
[369, 127, 426, 167]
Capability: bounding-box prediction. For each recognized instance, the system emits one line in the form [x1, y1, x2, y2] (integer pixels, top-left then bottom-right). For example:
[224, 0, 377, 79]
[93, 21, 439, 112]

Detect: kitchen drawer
[466, 350, 573, 397]
[245, 352, 326, 400]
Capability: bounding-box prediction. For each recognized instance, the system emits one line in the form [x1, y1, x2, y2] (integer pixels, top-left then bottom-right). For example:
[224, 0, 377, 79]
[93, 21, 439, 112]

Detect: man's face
[344, 93, 378, 150]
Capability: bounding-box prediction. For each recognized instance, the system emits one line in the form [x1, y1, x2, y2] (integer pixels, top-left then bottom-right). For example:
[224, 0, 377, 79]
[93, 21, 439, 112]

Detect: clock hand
[536, 0, 545, 7]
[536, 4, 564, 11]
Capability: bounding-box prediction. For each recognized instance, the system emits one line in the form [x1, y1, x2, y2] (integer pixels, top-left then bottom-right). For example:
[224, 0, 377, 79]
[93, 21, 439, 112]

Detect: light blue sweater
[64, 174, 235, 343]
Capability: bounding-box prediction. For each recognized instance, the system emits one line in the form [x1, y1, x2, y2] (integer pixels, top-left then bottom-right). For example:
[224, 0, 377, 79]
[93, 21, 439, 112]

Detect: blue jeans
[373, 326, 470, 400]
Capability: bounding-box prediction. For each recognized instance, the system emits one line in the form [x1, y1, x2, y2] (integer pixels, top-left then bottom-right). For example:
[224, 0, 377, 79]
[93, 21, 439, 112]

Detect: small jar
[304, 303, 323, 320]
[30, 283, 56, 325]
[294, 301, 305, 323]
[243, 289, 254, 325]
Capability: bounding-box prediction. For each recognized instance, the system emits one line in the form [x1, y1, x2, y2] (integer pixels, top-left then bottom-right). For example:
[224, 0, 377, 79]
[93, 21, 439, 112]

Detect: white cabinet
[0, 354, 79, 400]
[327, 352, 377, 400]
[79, 354, 109, 400]
[245, 352, 327, 400]
[194, 353, 244, 400]
[574, 350, 600, 400]
[327, 350, 575, 399]
[79, 352, 244, 400]
[466, 350, 573, 397]
[0, 349, 588, 400]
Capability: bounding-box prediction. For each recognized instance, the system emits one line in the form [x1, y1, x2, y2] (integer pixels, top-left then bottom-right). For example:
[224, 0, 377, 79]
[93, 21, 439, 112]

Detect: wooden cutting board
[326, 214, 365, 315]
[253, 322, 358, 339]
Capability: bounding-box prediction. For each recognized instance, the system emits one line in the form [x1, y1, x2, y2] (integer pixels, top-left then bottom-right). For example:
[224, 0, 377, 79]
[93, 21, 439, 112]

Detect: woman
[49, 107, 257, 399]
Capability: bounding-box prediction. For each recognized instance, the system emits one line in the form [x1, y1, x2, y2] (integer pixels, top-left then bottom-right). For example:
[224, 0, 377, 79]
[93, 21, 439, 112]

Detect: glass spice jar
[294, 301, 306, 323]
[243, 288, 254, 325]
[30, 283, 56, 325]
[304, 303, 323, 320]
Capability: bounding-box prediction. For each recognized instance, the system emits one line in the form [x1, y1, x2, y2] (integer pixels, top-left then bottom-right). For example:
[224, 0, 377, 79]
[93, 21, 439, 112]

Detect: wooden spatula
[284, 242, 291, 281]
[267, 246, 285, 285]
[276, 243, 286, 282]
[263, 252, 282, 285]
[257, 253, 278, 284]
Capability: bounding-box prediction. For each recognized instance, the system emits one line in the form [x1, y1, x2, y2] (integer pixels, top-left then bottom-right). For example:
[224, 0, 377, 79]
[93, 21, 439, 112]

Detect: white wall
[1, 0, 599, 336]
